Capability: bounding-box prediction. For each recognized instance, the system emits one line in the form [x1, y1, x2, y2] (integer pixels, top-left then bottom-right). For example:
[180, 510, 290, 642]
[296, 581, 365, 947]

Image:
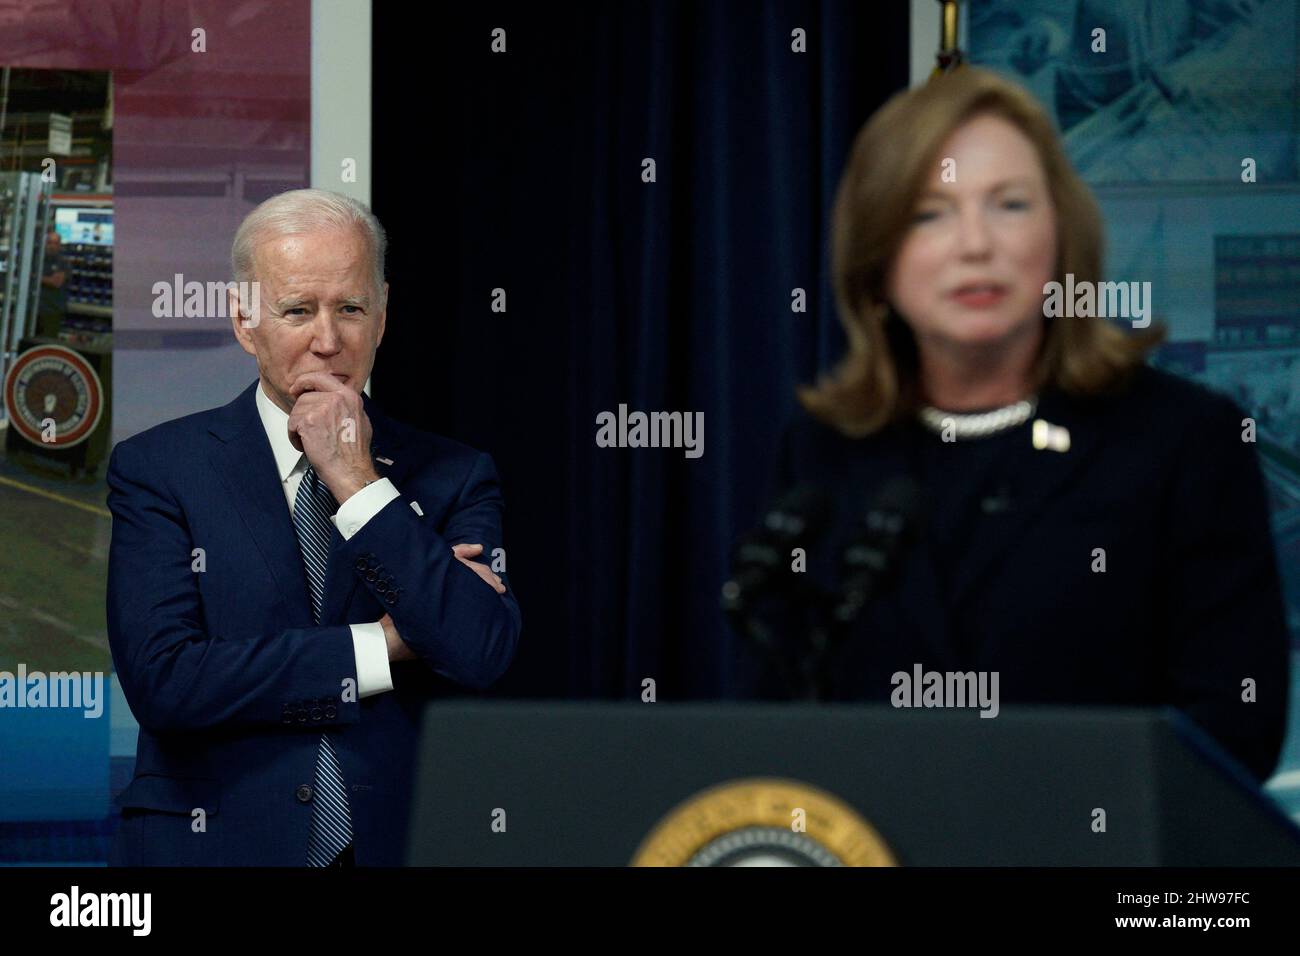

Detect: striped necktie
[292, 463, 354, 866]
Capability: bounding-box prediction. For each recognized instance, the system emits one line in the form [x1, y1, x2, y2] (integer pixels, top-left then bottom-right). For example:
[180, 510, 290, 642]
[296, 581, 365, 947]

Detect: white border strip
[909, 0, 940, 88]
[311, 0, 371, 202]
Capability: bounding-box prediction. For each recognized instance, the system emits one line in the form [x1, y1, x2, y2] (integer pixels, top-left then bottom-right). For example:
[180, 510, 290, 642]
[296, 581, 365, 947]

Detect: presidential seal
[630, 777, 897, 866]
[4, 344, 104, 449]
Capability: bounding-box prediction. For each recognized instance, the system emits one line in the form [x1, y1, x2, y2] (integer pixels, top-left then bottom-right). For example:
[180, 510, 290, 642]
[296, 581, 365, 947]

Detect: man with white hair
[106, 188, 521, 866]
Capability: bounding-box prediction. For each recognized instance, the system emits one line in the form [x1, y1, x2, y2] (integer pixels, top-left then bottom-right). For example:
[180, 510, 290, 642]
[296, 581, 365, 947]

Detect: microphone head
[835, 475, 925, 616]
[864, 476, 923, 536]
[723, 484, 832, 613]
[763, 483, 831, 542]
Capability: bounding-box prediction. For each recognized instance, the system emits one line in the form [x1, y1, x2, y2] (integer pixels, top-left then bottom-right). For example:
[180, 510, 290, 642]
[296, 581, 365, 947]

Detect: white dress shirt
[256, 380, 399, 698]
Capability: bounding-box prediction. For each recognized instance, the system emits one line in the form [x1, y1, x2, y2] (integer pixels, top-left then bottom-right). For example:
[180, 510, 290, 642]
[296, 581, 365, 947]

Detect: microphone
[722, 484, 831, 614]
[831, 476, 923, 626]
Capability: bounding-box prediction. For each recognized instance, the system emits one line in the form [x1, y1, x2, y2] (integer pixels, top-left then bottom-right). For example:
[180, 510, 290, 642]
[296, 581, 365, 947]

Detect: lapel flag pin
[1032, 419, 1071, 453]
[410, 501, 424, 516]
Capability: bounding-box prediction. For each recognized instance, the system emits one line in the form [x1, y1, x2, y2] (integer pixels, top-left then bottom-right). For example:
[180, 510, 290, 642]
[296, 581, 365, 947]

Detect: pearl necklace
[917, 396, 1037, 439]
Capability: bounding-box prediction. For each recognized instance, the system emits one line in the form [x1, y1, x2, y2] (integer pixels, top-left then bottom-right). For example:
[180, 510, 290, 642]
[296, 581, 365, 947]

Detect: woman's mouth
[949, 283, 1008, 309]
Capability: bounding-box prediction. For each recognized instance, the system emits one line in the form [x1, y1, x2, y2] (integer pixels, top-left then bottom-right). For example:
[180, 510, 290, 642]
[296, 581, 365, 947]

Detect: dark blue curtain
[372, 1, 910, 699]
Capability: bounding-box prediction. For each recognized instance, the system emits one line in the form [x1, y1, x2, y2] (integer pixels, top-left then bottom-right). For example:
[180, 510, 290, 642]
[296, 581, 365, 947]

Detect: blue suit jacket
[106, 379, 521, 865]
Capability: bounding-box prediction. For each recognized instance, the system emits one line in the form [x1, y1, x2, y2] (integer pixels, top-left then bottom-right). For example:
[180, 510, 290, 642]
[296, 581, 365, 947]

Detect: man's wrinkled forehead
[251, 226, 371, 276]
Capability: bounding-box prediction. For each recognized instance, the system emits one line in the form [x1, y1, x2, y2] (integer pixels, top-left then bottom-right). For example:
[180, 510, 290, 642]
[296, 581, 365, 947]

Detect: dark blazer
[106, 379, 521, 865]
[741, 365, 1290, 781]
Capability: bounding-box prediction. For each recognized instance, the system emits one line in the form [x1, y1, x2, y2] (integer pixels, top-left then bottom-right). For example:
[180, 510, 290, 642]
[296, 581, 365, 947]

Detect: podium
[406, 703, 1300, 866]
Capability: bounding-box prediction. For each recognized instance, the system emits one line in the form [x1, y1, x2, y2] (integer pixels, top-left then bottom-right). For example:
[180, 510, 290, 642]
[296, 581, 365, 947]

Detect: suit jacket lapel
[360, 390, 418, 489]
[208, 381, 316, 625]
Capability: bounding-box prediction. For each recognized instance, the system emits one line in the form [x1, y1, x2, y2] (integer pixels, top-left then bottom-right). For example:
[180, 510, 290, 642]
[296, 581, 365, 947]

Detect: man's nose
[311, 314, 343, 353]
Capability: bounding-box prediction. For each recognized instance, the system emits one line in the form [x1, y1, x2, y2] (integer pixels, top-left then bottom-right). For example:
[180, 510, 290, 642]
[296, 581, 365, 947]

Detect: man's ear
[375, 282, 388, 347]
[230, 287, 257, 357]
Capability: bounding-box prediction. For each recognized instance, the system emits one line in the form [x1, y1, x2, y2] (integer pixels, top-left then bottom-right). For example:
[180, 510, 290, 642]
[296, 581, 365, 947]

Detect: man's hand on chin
[286, 370, 380, 503]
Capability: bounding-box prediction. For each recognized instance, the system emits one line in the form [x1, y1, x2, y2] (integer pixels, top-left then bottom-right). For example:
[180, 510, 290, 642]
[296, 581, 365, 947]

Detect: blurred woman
[749, 67, 1289, 781]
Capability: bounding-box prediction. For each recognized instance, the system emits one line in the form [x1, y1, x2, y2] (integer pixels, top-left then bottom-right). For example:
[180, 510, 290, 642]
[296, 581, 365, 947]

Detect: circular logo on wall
[4, 344, 104, 449]
[630, 777, 898, 866]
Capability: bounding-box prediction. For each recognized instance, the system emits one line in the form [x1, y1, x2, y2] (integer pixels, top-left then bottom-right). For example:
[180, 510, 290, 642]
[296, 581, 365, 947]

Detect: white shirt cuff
[350, 622, 394, 698]
[332, 478, 400, 540]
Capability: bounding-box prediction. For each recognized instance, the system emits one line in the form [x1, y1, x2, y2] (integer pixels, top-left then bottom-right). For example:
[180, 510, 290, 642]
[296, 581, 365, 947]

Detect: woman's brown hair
[800, 66, 1164, 436]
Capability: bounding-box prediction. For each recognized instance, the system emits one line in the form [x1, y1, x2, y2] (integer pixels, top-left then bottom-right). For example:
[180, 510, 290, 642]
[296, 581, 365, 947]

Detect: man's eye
[911, 209, 941, 224]
[1000, 199, 1030, 211]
